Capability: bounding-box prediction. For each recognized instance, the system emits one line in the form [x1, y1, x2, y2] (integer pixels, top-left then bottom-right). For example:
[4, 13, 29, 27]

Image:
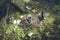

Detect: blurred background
[0, 0, 60, 40]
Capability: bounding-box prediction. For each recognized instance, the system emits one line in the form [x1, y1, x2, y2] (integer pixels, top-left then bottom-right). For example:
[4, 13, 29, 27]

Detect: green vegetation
[23, 0, 30, 3]
[0, 0, 60, 40]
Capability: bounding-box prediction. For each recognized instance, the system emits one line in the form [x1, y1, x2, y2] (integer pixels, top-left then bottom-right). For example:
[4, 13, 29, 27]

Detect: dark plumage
[26, 17, 32, 23]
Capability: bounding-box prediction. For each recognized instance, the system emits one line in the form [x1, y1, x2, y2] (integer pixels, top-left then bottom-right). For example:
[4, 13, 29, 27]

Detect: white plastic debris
[28, 32, 33, 37]
[40, 21, 43, 25]
[13, 19, 21, 25]
[13, 20, 17, 24]
[16, 20, 21, 24]
[26, 6, 31, 10]
[20, 15, 24, 18]
[38, 13, 41, 15]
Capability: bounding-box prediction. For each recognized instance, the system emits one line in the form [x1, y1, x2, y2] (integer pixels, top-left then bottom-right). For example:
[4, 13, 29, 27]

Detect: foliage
[23, 0, 30, 3]
[0, 0, 60, 40]
[14, 12, 21, 19]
